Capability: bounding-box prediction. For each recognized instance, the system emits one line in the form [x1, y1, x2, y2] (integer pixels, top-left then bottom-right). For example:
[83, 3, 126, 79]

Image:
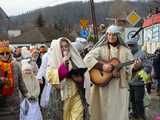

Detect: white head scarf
[71, 37, 88, 52]
[106, 25, 121, 34]
[92, 25, 125, 49]
[48, 37, 91, 102]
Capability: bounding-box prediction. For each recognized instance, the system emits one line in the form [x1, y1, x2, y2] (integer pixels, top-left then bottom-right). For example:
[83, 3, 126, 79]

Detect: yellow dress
[47, 66, 83, 120]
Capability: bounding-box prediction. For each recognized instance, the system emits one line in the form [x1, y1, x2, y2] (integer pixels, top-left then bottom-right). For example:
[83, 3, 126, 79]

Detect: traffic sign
[127, 11, 141, 26]
[80, 29, 89, 38]
[125, 27, 143, 45]
[80, 19, 89, 28]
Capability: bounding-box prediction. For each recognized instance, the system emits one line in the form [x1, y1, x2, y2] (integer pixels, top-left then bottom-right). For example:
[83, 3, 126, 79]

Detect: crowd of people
[0, 24, 160, 120]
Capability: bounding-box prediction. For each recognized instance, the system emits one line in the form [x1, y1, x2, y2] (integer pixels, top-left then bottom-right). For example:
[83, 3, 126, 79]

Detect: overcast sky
[0, 0, 138, 16]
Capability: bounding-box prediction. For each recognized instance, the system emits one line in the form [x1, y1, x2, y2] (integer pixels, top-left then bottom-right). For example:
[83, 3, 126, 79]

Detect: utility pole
[90, 0, 98, 41]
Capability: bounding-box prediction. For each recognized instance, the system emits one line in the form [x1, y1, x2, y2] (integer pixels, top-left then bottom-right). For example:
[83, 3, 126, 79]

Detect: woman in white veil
[47, 37, 90, 120]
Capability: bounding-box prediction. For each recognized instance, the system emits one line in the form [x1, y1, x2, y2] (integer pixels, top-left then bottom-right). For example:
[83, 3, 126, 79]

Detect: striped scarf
[0, 61, 14, 96]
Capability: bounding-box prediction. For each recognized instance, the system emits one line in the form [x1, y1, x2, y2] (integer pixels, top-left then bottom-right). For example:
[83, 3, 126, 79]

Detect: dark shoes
[129, 112, 146, 120]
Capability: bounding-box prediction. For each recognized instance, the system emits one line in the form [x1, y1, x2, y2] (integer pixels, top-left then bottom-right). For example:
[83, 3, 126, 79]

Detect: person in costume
[46, 37, 90, 120]
[21, 48, 40, 101]
[30, 48, 39, 74]
[152, 48, 160, 96]
[0, 40, 30, 120]
[84, 25, 141, 120]
[14, 47, 22, 61]
[30, 48, 39, 63]
[36, 50, 50, 120]
[37, 45, 47, 68]
[126, 39, 152, 120]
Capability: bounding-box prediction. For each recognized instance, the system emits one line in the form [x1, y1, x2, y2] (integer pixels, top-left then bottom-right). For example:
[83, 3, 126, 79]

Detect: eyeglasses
[0, 52, 10, 56]
[127, 44, 135, 47]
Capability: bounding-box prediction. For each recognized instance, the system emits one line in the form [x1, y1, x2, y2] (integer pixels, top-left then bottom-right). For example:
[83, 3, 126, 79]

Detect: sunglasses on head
[0, 52, 10, 56]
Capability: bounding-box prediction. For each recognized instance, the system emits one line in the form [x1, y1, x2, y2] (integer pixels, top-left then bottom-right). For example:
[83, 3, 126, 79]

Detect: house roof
[11, 28, 47, 44]
[0, 7, 9, 20]
[143, 13, 160, 28]
[0, 7, 17, 31]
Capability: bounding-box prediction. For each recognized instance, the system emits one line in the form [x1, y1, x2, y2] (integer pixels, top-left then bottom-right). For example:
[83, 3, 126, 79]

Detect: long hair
[116, 33, 127, 47]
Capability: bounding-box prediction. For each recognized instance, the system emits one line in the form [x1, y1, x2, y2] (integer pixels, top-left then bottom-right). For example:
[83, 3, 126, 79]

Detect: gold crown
[0, 40, 11, 53]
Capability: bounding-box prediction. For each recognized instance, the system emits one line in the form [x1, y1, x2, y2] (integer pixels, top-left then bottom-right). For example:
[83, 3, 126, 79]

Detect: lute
[90, 53, 155, 87]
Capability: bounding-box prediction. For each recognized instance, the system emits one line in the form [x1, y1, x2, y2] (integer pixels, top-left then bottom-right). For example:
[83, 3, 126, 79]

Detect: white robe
[84, 44, 134, 120]
[36, 52, 48, 83]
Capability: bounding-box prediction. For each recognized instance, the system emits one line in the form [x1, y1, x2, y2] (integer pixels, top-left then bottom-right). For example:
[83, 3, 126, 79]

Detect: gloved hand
[28, 96, 37, 102]
[0, 80, 3, 88]
[25, 92, 31, 99]
[0, 78, 8, 88]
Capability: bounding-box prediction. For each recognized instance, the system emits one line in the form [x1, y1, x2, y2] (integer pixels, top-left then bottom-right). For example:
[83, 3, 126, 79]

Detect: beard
[108, 41, 119, 47]
[0, 55, 10, 62]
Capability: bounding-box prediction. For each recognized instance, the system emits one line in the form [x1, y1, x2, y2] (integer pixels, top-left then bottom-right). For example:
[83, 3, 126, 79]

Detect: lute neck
[115, 60, 135, 69]
[114, 53, 155, 69]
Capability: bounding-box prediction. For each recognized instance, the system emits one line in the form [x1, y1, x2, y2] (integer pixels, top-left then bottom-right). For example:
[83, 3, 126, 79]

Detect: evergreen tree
[36, 13, 45, 27]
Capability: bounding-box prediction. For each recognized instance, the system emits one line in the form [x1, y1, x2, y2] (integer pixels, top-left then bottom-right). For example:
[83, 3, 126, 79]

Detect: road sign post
[125, 27, 143, 45]
[127, 11, 141, 26]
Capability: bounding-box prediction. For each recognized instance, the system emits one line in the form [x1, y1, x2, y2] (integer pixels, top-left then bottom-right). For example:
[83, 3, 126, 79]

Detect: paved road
[129, 89, 160, 120]
[146, 90, 160, 120]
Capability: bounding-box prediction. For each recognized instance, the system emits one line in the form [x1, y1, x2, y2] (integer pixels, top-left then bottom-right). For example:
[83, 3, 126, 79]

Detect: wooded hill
[9, 1, 160, 42]
[13, 1, 159, 26]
